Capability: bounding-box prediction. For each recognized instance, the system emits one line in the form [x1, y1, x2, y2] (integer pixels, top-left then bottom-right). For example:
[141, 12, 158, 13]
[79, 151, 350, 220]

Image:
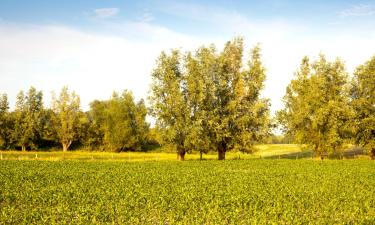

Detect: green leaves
[52, 86, 81, 151]
[278, 55, 352, 155]
[149, 37, 271, 160]
[88, 90, 149, 152]
[13, 87, 44, 150]
[350, 55, 375, 158]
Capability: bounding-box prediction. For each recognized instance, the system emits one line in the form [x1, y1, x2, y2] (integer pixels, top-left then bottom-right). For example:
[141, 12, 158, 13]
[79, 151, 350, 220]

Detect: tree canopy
[149, 37, 271, 160]
[278, 55, 353, 156]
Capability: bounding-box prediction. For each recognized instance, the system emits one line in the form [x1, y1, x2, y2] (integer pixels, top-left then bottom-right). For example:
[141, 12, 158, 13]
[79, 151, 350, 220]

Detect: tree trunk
[21, 145, 26, 152]
[200, 151, 203, 161]
[62, 140, 72, 152]
[177, 149, 186, 161]
[218, 142, 226, 160]
[371, 148, 375, 160]
[62, 144, 68, 152]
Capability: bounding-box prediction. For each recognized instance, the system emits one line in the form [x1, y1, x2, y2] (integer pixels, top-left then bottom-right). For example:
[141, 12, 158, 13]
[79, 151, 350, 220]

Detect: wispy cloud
[140, 9, 154, 23]
[339, 4, 375, 17]
[94, 8, 119, 19]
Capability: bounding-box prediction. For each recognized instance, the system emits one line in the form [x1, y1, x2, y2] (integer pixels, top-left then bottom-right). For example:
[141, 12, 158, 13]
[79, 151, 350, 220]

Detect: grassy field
[0, 160, 374, 224]
[0, 144, 367, 161]
[0, 144, 303, 161]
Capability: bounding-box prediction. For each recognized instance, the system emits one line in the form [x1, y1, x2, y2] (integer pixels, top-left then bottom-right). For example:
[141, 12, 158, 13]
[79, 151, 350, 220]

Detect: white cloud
[0, 21, 209, 112]
[339, 4, 375, 17]
[0, 6, 374, 118]
[94, 8, 119, 18]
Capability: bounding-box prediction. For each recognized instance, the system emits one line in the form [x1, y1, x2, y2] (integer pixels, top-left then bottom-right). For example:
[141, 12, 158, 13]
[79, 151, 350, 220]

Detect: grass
[1, 144, 368, 161]
[1, 160, 374, 224]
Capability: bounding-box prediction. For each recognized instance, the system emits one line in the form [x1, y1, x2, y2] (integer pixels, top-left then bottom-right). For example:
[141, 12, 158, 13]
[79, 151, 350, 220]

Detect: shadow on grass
[263, 146, 366, 160]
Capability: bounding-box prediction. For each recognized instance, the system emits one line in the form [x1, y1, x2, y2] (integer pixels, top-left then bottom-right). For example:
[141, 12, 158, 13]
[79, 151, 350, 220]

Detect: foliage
[278, 55, 353, 156]
[0, 93, 12, 149]
[149, 38, 271, 160]
[51, 86, 81, 151]
[12, 87, 44, 150]
[149, 50, 191, 160]
[350, 55, 375, 158]
[89, 90, 149, 151]
[0, 160, 374, 224]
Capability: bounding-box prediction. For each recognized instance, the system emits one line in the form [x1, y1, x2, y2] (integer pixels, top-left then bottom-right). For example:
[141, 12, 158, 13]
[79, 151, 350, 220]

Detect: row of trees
[0, 87, 150, 152]
[150, 38, 374, 160]
[0, 37, 373, 159]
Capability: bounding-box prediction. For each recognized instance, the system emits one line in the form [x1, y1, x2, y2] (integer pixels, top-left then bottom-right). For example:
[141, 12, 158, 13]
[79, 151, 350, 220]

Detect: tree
[149, 38, 271, 160]
[0, 94, 12, 149]
[278, 55, 352, 157]
[350, 55, 375, 159]
[13, 87, 44, 151]
[52, 86, 81, 152]
[89, 90, 149, 151]
[149, 50, 191, 160]
[184, 46, 217, 160]
[185, 39, 270, 160]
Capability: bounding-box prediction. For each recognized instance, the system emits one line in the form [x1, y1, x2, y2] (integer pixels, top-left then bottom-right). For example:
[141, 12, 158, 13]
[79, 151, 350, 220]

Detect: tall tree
[350, 55, 375, 159]
[0, 94, 12, 149]
[184, 46, 217, 159]
[278, 55, 352, 157]
[149, 38, 271, 160]
[52, 86, 81, 152]
[149, 50, 191, 160]
[13, 87, 44, 151]
[207, 39, 270, 159]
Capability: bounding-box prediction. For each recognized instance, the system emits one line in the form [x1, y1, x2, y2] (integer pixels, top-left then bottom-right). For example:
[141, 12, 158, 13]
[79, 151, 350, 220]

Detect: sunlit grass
[0, 144, 368, 161]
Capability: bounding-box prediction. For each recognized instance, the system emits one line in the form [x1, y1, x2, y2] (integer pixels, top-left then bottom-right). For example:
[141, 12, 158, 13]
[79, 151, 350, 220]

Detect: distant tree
[0, 94, 12, 149]
[278, 55, 352, 157]
[350, 55, 375, 159]
[89, 90, 149, 151]
[13, 87, 44, 151]
[52, 86, 81, 152]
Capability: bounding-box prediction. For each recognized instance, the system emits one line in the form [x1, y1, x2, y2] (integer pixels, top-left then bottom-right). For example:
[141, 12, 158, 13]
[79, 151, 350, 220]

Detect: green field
[1, 160, 374, 224]
[0, 144, 367, 162]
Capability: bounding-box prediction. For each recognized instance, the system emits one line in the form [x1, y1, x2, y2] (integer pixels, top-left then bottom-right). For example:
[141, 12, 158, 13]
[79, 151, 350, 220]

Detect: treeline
[0, 37, 374, 159]
[0, 87, 151, 152]
[149, 37, 374, 160]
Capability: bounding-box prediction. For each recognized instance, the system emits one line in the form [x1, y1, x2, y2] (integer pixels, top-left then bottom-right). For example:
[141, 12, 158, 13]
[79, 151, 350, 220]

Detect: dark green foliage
[350, 55, 375, 158]
[12, 87, 44, 150]
[0, 94, 12, 149]
[88, 90, 149, 151]
[1, 160, 374, 224]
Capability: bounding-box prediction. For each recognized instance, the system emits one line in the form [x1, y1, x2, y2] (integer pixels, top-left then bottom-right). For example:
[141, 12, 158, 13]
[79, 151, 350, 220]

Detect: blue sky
[0, 0, 375, 114]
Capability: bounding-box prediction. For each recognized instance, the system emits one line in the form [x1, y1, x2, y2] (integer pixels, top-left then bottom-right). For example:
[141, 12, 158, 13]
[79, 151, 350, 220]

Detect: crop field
[1, 160, 374, 224]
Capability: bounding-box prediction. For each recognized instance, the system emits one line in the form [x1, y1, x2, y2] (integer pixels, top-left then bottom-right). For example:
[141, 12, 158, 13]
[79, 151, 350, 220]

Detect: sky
[0, 0, 375, 117]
